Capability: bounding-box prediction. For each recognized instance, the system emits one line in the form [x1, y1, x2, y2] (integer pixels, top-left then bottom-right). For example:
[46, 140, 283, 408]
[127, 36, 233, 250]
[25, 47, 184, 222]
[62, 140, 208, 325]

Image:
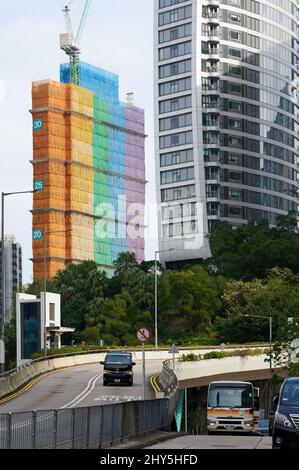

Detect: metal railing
[156, 360, 178, 396]
[0, 397, 176, 449]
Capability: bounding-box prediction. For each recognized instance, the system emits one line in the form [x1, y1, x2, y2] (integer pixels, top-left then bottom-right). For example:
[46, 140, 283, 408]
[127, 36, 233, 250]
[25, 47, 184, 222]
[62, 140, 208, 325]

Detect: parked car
[272, 377, 299, 449]
[100, 352, 136, 386]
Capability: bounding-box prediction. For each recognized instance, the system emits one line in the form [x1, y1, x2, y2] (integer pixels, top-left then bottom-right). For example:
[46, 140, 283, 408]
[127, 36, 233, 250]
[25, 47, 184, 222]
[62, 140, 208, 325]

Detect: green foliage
[207, 215, 299, 280]
[179, 348, 268, 362]
[180, 353, 201, 362]
[158, 266, 225, 342]
[81, 327, 101, 344]
[216, 269, 299, 344]
[4, 321, 16, 370]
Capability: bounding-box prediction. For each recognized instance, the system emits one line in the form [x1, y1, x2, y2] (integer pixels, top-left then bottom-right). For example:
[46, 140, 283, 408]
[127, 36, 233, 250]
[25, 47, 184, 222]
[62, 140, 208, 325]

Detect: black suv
[100, 352, 136, 386]
[272, 377, 299, 449]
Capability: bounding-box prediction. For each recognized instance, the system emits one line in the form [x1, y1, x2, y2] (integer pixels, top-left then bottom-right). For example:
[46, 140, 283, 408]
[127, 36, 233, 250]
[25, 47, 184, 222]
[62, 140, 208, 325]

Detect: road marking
[0, 366, 75, 406]
[61, 374, 102, 409]
[94, 395, 142, 403]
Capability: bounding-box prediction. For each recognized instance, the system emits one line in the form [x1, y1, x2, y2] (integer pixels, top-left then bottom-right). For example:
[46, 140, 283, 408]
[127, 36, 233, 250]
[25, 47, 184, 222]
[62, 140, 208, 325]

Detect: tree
[270, 317, 299, 377]
[216, 269, 299, 343]
[158, 266, 225, 343]
[207, 215, 299, 280]
[4, 321, 16, 370]
[113, 252, 138, 279]
[52, 261, 107, 332]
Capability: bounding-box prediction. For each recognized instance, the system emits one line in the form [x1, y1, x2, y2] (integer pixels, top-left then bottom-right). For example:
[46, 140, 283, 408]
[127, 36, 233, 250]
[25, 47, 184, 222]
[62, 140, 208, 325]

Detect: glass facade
[155, 0, 299, 260]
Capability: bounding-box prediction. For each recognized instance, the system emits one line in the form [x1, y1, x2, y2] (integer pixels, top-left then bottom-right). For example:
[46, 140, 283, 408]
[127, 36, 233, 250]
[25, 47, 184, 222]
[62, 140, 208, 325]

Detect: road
[147, 435, 272, 449]
[0, 360, 162, 413]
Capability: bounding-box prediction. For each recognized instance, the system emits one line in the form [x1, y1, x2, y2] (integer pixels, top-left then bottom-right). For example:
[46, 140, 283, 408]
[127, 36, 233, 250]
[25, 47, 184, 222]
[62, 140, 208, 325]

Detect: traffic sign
[169, 344, 179, 355]
[33, 229, 43, 241]
[136, 327, 150, 343]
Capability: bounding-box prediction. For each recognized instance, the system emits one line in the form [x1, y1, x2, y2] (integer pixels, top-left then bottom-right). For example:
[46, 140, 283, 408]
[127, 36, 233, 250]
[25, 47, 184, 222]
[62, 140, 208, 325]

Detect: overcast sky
[0, 0, 157, 283]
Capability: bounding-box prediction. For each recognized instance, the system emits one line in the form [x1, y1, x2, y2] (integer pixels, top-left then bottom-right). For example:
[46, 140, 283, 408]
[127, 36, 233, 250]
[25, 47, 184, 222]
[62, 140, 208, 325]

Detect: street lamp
[239, 314, 273, 419]
[155, 248, 174, 349]
[241, 314, 273, 379]
[1, 190, 35, 374]
[43, 229, 72, 357]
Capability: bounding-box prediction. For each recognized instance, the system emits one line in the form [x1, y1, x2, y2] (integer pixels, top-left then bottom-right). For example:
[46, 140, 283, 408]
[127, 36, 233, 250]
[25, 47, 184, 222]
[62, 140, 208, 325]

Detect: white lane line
[61, 374, 102, 409]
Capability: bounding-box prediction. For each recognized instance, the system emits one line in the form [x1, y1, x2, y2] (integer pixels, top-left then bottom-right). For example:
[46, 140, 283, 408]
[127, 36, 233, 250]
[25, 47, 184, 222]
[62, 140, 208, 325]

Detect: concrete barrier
[173, 355, 271, 388]
[0, 346, 267, 400]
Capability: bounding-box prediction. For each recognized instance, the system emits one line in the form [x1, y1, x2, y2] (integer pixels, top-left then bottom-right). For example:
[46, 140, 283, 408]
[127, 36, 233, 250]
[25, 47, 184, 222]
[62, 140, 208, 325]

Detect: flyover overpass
[0, 347, 277, 449]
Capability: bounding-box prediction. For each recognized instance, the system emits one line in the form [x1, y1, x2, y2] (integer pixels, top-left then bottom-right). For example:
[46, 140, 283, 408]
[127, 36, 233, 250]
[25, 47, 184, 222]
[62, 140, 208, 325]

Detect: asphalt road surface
[147, 435, 272, 449]
[0, 360, 162, 413]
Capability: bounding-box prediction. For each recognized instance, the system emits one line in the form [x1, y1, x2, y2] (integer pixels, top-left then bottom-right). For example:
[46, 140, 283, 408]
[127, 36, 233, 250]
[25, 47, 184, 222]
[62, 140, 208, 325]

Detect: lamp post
[155, 248, 174, 349]
[43, 229, 72, 357]
[240, 314, 273, 419]
[1, 190, 35, 374]
[242, 314, 273, 379]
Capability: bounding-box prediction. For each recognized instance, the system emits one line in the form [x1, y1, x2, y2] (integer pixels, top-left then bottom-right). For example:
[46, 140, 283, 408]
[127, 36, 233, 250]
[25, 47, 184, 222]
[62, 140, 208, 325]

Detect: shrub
[180, 353, 201, 362]
[203, 351, 226, 360]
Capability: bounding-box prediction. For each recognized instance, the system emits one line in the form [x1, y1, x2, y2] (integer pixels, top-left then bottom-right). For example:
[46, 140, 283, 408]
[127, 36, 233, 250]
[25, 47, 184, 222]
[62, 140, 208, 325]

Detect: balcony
[203, 12, 220, 24]
[202, 83, 219, 92]
[207, 65, 221, 74]
[202, 29, 220, 41]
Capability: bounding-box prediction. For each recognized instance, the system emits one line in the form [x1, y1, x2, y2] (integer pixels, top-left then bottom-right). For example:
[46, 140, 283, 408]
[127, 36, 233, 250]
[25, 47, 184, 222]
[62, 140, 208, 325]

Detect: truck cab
[100, 352, 136, 386]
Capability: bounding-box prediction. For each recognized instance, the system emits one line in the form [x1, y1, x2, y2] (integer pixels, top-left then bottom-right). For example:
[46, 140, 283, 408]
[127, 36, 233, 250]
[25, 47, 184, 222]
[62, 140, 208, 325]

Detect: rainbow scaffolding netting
[32, 62, 146, 279]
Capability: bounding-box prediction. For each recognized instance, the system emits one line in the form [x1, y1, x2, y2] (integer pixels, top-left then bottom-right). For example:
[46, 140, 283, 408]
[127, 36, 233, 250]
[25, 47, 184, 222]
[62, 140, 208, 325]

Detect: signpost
[136, 327, 150, 400]
[169, 343, 179, 372]
[0, 339, 4, 374]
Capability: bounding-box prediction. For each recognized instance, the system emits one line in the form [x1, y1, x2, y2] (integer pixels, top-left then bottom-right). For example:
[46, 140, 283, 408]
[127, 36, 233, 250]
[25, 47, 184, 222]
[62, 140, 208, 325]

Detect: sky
[0, 0, 157, 284]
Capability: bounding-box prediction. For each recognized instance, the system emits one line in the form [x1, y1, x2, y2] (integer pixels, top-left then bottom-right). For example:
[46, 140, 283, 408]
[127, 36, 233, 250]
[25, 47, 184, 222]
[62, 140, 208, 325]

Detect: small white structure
[16, 292, 75, 367]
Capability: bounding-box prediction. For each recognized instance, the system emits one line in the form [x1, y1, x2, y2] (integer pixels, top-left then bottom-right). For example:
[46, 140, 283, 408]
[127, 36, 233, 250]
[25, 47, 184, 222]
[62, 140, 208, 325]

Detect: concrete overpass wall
[173, 355, 271, 389]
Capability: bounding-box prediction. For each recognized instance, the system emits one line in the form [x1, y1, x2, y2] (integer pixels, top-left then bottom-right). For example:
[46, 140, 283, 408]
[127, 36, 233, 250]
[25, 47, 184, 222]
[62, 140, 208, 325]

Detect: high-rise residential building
[31, 62, 146, 280]
[154, 0, 299, 267]
[0, 235, 22, 324]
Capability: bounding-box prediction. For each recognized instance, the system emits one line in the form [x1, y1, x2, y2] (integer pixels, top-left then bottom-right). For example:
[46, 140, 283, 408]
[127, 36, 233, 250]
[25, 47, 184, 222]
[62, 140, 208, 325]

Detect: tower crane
[60, 0, 92, 85]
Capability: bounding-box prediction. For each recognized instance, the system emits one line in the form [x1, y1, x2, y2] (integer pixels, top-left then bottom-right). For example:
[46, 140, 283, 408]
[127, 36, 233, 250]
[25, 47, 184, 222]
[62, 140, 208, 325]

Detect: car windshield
[105, 355, 131, 365]
[281, 381, 299, 406]
[208, 385, 253, 408]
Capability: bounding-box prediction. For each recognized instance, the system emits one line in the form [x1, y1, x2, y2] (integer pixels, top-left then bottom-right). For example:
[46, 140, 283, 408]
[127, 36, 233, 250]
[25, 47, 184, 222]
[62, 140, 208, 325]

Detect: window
[228, 153, 241, 165]
[229, 189, 242, 199]
[161, 184, 196, 202]
[160, 131, 193, 149]
[50, 303, 55, 322]
[228, 171, 242, 182]
[159, 23, 192, 43]
[229, 48, 241, 58]
[159, 113, 192, 131]
[170, 10, 178, 22]
[229, 206, 242, 218]
[159, 59, 191, 79]
[229, 119, 242, 129]
[161, 166, 195, 184]
[230, 14, 241, 23]
[229, 101, 241, 112]
[230, 83, 242, 94]
[230, 30, 241, 41]
[228, 135, 242, 147]
[230, 66, 241, 76]
[159, 5, 192, 26]
[160, 148, 194, 166]
[159, 41, 191, 61]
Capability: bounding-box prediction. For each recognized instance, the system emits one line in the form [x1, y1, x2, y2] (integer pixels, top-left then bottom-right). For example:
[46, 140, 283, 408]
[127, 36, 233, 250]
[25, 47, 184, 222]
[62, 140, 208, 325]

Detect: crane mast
[60, 0, 92, 85]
